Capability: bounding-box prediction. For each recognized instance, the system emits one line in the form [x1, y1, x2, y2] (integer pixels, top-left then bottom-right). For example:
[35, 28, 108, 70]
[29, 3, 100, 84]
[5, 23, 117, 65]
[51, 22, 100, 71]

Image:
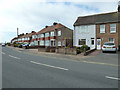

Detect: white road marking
[30, 61, 69, 71]
[106, 76, 120, 80]
[0, 51, 5, 54]
[2, 52, 5, 54]
[9, 55, 21, 59]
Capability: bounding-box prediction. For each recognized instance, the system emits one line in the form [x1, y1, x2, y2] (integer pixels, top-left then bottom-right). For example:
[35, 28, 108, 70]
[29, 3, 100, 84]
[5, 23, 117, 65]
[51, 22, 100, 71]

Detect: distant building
[74, 12, 120, 50]
[30, 22, 73, 48]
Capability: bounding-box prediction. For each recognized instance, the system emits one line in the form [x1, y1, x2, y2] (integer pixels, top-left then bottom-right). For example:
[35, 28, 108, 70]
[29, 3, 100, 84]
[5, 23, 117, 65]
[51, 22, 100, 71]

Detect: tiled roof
[21, 32, 36, 38]
[74, 12, 120, 26]
[37, 23, 65, 34]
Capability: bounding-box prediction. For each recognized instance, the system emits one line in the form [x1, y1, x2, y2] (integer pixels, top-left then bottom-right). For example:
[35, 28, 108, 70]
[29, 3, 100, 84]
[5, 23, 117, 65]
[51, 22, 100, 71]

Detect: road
[2, 46, 119, 88]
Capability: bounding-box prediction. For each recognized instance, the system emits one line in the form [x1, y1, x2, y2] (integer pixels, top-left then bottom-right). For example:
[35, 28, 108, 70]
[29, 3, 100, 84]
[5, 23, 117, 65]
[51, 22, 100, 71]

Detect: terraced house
[74, 11, 120, 50]
[11, 31, 36, 44]
[30, 22, 73, 48]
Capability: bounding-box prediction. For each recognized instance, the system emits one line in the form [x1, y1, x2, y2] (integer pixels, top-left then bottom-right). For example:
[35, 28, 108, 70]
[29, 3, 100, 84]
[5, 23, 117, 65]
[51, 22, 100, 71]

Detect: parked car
[18, 43, 29, 49]
[2, 43, 6, 47]
[102, 42, 117, 53]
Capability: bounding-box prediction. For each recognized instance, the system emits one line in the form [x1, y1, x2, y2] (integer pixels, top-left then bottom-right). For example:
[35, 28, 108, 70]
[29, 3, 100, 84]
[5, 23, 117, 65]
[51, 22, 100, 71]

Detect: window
[40, 40, 44, 45]
[100, 25, 105, 33]
[58, 30, 61, 36]
[110, 24, 116, 33]
[91, 40, 94, 45]
[45, 40, 50, 46]
[58, 41, 61, 46]
[45, 33, 49, 37]
[108, 38, 114, 43]
[78, 39, 86, 45]
[34, 41, 38, 45]
[38, 34, 41, 38]
[50, 31, 55, 36]
[41, 34, 44, 38]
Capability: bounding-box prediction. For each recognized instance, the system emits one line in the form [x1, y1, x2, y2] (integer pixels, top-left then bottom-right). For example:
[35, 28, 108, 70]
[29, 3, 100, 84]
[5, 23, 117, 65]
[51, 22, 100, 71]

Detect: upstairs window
[58, 30, 61, 36]
[110, 24, 116, 33]
[100, 24, 105, 33]
[50, 31, 55, 36]
[45, 33, 49, 37]
[41, 34, 44, 38]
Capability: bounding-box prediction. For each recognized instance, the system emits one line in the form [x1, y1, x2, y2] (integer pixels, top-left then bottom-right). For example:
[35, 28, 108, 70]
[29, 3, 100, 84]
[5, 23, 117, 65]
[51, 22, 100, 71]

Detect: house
[30, 22, 73, 48]
[11, 31, 36, 45]
[74, 11, 120, 50]
[73, 15, 96, 49]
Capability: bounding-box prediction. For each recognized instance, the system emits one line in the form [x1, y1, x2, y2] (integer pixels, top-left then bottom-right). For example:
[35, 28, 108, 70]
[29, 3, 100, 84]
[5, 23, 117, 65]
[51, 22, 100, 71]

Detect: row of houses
[11, 22, 73, 48]
[11, 11, 120, 50]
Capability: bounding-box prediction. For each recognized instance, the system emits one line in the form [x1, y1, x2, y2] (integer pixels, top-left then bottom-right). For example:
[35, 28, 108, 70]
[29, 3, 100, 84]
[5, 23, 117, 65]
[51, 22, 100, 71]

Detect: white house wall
[74, 25, 96, 49]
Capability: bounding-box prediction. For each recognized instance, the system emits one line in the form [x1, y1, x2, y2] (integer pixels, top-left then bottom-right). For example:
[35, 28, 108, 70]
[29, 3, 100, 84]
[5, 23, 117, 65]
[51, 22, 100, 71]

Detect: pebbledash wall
[74, 11, 120, 50]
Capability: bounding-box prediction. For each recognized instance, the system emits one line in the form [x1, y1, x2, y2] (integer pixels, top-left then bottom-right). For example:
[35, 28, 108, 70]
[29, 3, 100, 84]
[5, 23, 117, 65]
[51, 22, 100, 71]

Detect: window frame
[78, 39, 86, 45]
[110, 24, 116, 33]
[100, 24, 105, 33]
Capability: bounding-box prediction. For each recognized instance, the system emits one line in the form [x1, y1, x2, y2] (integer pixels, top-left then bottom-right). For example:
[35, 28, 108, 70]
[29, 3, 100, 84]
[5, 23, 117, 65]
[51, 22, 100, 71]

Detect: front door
[51, 40, 55, 47]
[97, 39, 101, 50]
[91, 38, 95, 49]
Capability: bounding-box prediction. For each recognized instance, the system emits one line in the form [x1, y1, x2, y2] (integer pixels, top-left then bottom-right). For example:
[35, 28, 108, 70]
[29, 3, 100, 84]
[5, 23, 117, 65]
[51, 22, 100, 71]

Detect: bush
[76, 45, 89, 54]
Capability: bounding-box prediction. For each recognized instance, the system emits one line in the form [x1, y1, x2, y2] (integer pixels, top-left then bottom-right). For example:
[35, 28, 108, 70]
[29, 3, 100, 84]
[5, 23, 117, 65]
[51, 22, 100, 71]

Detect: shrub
[76, 45, 89, 54]
[80, 45, 89, 52]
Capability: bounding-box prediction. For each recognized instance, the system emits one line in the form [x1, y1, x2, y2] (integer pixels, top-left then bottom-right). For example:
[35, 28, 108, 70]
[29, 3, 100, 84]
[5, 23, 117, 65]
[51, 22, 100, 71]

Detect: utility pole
[17, 27, 19, 37]
[17, 27, 19, 43]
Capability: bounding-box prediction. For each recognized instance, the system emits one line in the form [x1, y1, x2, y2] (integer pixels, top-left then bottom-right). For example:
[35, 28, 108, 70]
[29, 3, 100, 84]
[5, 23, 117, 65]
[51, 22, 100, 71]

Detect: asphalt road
[2, 47, 119, 88]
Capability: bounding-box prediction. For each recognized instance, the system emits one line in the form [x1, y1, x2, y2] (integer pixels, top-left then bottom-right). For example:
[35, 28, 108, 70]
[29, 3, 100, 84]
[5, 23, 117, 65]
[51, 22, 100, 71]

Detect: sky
[0, 0, 119, 43]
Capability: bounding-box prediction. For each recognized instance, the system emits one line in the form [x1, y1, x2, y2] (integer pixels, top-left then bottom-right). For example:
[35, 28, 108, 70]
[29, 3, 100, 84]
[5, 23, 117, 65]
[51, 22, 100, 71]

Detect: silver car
[102, 42, 117, 53]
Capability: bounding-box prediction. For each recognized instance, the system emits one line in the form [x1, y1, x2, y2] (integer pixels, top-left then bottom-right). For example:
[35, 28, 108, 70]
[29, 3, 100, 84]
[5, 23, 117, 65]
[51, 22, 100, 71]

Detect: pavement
[2, 46, 119, 88]
[7, 46, 119, 66]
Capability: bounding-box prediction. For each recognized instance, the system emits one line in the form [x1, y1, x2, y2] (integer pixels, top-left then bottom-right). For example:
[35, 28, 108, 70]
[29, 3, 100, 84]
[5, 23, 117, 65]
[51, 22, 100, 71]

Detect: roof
[74, 12, 120, 26]
[37, 23, 65, 34]
[21, 32, 36, 38]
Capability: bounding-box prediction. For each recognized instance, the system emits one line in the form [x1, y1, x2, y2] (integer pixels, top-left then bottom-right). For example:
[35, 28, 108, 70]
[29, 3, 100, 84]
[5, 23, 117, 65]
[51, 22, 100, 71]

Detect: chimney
[53, 22, 58, 25]
[45, 26, 48, 28]
[31, 31, 35, 33]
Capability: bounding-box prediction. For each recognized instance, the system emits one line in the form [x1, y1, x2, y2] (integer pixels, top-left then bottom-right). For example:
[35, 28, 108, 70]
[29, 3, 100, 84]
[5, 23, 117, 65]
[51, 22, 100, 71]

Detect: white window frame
[50, 31, 55, 36]
[41, 34, 44, 38]
[45, 33, 49, 37]
[58, 41, 61, 46]
[100, 24, 105, 33]
[40, 40, 44, 46]
[110, 24, 116, 33]
[58, 30, 61, 36]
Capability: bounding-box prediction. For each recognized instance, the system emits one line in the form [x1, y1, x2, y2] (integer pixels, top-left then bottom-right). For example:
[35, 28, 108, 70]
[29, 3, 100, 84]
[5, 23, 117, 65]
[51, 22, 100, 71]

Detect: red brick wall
[96, 22, 119, 46]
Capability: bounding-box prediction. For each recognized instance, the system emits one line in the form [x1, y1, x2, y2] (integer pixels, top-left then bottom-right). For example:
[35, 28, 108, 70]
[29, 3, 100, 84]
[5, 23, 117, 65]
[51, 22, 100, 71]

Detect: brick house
[30, 22, 73, 48]
[74, 11, 120, 50]
[11, 31, 36, 44]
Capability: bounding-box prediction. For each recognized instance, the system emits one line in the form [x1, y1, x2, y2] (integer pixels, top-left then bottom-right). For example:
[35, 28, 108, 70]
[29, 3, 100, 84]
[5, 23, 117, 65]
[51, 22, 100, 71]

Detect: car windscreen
[104, 43, 114, 45]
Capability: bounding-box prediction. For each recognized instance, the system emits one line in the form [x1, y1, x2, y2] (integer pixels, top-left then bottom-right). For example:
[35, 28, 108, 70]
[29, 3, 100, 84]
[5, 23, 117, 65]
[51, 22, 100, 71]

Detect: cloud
[0, 0, 118, 42]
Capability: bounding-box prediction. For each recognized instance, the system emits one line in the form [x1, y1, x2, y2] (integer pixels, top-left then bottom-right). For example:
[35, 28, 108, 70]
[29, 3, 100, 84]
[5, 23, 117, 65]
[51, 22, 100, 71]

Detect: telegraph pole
[17, 27, 19, 43]
[17, 27, 19, 37]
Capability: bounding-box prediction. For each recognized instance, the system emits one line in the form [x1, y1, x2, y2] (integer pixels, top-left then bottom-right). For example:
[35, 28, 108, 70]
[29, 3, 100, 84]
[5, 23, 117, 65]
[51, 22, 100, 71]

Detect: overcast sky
[0, 0, 118, 43]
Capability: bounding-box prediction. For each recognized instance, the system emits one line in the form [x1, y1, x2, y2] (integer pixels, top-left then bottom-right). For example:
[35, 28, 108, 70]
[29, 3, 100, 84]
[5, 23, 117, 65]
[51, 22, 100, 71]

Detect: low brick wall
[84, 49, 96, 56]
[56, 47, 77, 55]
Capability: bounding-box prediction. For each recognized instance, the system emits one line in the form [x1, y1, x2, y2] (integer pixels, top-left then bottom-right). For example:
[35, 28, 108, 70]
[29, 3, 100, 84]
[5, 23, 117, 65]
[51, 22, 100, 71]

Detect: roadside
[6, 46, 119, 66]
